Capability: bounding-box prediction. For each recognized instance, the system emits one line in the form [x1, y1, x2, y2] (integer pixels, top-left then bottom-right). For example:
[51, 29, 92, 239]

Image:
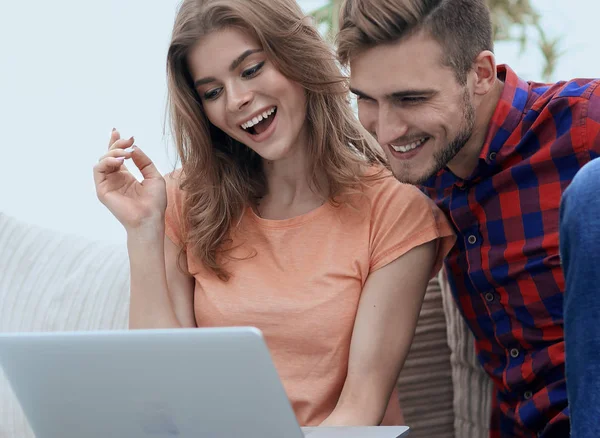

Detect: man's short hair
[336, 0, 493, 83]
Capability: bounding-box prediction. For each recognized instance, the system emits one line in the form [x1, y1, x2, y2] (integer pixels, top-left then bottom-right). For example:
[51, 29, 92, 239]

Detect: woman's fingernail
[112, 127, 116, 132]
[124, 147, 135, 153]
[129, 136, 134, 142]
[116, 157, 125, 162]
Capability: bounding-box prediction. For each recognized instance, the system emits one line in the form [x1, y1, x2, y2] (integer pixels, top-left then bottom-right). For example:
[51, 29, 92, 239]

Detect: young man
[336, 0, 600, 437]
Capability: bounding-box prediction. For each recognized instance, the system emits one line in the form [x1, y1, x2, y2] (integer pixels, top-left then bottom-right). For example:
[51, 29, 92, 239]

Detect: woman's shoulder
[164, 168, 184, 187]
[164, 168, 188, 218]
[358, 165, 429, 203]
[164, 168, 187, 200]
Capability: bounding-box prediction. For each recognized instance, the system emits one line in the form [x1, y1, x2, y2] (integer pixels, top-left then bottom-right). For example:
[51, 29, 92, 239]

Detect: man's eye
[241, 61, 265, 79]
[402, 96, 426, 103]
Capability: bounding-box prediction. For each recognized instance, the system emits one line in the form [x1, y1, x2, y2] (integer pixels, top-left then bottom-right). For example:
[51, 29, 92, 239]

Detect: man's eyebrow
[388, 89, 437, 99]
[193, 49, 264, 89]
[349, 87, 438, 101]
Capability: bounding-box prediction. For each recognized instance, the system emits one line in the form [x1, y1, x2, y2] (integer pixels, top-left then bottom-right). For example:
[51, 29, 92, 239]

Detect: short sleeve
[367, 174, 456, 277]
[164, 170, 186, 248]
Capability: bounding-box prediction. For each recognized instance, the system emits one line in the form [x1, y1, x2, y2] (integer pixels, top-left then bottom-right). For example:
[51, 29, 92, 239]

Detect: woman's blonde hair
[167, 0, 386, 280]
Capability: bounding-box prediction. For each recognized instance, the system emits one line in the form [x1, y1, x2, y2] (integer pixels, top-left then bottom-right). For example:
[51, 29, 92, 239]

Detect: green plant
[488, 0, 562, 81]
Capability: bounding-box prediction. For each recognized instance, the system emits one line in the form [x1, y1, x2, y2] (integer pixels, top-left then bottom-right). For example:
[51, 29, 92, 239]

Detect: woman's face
[188, 27, 308, 162]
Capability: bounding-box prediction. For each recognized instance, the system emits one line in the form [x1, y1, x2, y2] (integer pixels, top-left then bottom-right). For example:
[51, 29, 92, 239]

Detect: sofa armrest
[439, 268, 493, 438]
[396, 272, 455, 437]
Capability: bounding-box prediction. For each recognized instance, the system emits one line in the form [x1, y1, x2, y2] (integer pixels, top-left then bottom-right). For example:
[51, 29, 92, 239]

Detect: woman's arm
[320, 240, 436, 426]
[164, 233, 196, 327]
[94, 128, 196, 330]
[127, 226, 196, 329]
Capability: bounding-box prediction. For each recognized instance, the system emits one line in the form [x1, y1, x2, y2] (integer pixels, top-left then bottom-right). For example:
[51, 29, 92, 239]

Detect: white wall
[1, 1, 598, 244]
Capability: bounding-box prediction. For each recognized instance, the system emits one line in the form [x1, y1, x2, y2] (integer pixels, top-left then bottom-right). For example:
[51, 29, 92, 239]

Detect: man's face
[350, 31, 476, 185]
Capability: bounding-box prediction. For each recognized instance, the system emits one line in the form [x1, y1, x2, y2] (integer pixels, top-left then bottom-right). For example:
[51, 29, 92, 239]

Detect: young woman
[93, 0, 455, 428]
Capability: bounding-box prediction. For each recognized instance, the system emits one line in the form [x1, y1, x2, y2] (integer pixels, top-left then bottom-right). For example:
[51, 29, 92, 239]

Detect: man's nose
[376, 108, 410, 146]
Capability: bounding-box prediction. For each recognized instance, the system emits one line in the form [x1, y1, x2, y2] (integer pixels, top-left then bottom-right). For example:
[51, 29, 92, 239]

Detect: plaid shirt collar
[422, 64, 531, 188]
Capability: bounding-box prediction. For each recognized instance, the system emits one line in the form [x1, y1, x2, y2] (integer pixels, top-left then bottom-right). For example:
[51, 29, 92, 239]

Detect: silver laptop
[0, 327, 409, 438]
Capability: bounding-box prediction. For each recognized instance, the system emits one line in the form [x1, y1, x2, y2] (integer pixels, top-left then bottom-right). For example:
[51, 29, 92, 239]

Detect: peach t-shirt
[164, 168, 455, 426]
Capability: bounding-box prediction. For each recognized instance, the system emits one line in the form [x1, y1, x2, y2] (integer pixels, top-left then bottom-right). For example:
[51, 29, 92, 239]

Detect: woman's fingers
[98, 146, 135, 162]
[93, 156, 127, 188]
[99, 128, 162, 189]
[108, 131, 134, 151]
[108, 128, 120, 149]
[129, 146, 162, 180]
[98, 143, 160, 180]
[95, 143, 161, 184]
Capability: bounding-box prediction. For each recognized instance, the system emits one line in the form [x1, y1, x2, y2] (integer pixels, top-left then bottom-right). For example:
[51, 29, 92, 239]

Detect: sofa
[0, 211, 493, 438]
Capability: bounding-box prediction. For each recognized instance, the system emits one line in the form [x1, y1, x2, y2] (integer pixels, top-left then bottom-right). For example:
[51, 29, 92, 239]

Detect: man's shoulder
[522, 77, 600, 155]
[528, 77, 600, 112]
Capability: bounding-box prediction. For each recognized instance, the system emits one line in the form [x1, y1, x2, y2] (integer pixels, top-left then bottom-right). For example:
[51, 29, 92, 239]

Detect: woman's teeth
[391, 137, 427, 153]
[241, 107, 276, 130]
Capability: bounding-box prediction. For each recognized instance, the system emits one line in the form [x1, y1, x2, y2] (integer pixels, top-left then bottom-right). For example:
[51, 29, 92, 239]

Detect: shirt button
[510, 348, 520, 358]
[485, 292, 495, 302]
[524, 390, 533, 400]
[489, 152, 497, 161]
[468, 235, 477, 244]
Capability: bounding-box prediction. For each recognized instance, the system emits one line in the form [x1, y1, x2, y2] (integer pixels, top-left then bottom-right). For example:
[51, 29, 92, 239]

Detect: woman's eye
[203, 88, 222, 100]
[241, 61, 265, 79]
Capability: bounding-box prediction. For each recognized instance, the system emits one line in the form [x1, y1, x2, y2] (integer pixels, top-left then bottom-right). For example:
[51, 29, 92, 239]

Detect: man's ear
[470, 50, 496, 96]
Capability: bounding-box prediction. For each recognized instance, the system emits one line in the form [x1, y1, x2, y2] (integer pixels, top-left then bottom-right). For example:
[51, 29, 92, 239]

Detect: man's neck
[447, 79, 505, 179]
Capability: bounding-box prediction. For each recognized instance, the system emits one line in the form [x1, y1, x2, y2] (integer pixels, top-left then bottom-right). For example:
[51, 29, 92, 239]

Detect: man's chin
[390, 165, 437, 186]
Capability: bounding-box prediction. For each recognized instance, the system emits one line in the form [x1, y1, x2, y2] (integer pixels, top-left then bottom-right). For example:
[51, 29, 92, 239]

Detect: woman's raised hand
[93, 129, 167, 232]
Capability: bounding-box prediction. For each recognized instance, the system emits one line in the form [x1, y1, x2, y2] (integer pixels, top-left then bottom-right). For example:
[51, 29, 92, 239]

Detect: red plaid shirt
[422, 65, 600, 437]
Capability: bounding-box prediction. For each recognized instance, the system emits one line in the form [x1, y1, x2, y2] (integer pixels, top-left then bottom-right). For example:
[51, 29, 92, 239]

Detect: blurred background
[1, 1, 598, 245]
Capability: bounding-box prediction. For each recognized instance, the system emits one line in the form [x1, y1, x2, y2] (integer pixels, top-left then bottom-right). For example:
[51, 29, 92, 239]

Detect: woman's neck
[258, 145, 328, 220]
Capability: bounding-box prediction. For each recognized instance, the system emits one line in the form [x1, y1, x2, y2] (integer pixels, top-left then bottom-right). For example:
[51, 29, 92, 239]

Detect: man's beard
[395, 87, 476, 186]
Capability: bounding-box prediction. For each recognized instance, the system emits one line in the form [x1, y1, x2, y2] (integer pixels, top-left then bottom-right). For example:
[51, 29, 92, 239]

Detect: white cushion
[0, 213, 130, 438]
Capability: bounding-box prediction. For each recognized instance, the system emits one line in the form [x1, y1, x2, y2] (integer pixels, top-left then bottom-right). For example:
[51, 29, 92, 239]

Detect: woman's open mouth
[241, 106, 277, 137]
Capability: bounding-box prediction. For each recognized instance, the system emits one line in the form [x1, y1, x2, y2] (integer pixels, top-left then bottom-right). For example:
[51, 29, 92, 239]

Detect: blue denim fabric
[559, 157, 600, 437]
